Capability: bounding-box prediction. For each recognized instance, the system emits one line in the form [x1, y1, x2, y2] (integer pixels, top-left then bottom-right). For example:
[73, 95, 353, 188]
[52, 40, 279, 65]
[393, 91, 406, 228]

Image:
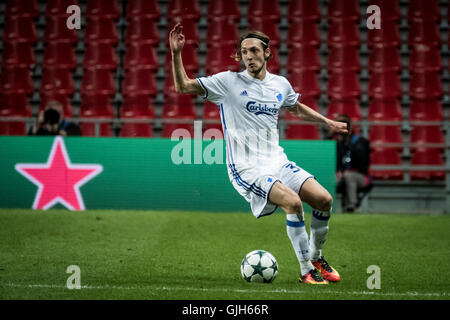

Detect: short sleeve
[281, 79, 301, 108]
[196, 71, 230, 105]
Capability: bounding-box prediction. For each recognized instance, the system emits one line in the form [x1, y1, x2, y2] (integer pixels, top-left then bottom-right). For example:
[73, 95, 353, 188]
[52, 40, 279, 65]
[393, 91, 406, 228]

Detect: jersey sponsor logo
[246, 101, 278, 116]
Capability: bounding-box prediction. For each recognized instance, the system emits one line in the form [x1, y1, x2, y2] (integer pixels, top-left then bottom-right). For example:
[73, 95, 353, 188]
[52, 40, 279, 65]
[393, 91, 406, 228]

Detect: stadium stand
[0, 0, 448, 213]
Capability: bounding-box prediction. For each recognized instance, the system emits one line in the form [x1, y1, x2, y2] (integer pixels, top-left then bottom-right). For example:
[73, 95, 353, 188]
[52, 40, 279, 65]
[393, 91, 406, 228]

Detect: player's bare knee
[318, 193, 333, 212]
[286, 198, 303, 215]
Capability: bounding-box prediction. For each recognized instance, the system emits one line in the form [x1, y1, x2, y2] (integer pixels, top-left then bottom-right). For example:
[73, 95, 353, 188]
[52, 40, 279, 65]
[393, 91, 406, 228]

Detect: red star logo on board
[15, 137, 103, 211]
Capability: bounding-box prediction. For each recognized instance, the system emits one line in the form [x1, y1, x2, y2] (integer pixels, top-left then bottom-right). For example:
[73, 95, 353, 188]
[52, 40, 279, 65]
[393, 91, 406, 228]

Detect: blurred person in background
[29, 100, 81, 136]
[328, 114, 372, 213]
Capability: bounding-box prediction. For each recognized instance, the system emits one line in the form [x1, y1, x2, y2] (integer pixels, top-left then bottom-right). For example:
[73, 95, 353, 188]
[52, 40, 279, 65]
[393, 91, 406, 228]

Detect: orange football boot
[312, 256, 341, 282]
[299, 269, 329, 284]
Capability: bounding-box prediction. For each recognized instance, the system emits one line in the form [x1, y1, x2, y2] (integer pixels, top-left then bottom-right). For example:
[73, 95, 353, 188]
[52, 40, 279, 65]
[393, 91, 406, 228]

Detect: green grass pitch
[0, 209, 449, 300]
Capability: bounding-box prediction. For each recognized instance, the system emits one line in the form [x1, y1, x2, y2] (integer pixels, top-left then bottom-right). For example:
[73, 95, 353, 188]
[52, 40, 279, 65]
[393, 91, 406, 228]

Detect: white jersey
[197, 70, 301, 181]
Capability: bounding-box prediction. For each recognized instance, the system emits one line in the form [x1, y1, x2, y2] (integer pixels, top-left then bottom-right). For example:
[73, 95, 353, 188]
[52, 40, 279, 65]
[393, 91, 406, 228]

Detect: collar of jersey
[241, 70, 271, 83]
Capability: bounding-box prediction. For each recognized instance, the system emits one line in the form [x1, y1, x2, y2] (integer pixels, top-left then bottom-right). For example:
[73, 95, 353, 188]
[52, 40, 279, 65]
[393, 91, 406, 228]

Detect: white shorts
[230, 161, 314, 218]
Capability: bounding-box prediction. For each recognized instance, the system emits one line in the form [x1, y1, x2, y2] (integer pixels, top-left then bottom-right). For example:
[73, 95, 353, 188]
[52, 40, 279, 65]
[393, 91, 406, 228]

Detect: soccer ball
[240, 250, 278, 283]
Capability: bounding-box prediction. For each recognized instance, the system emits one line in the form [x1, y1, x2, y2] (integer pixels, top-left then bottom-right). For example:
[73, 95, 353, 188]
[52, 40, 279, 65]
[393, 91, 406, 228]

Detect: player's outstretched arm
[169, 23, 204, 95]
[288, 101, 348, 134]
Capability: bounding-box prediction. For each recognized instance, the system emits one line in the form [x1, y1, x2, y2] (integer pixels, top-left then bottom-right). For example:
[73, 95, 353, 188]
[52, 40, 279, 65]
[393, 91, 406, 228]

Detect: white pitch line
[1, 283, 448, 298]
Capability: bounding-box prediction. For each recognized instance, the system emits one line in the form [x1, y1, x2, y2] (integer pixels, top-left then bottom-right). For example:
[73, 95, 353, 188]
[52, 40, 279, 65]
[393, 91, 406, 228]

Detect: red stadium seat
[248, 18, 281, 49]
[206, 18, 239, 47]
[368, 0, 401, 22]
[0, 92, 31, 135]
[367, 20, 401, 48]
[285, 125, 321, 140]
[42, 42, 76, 70]
[83, 43, 118, 71]
[410, 148, 445, 180]
[207, 0, 240, 22]
[0, 67, 34, 95]
[122, 69, 157, 97]
[0, 92, 32, 116]
[327, 0, 360, 21]
[287, 0, 321, 22]
[267, 47, 281, 74]
[327, 70, 361, 101]
[409, 71, 443, 100]
[125, 17, 159, 46]
[327, 19, 361, 47]
[369, 148, 404, 180]
[298, 96, 319, 111]
[44, 16, 78, 44]
[45, 0, 79, 17]
[287, 18, 321, 48]
[247, 0, 281, 23]
[408, 20, 441, 48]
[2, 42, 35, 68]
[162, 123, 195, 138]
[39, 93, 74, 118]
[410, 125, 445, 152]
[161, 94, 197, 138]
[368, 71, 402, 100]
[86, 0, 120, 20]
[120, 95, 155, 119]
[326, 100, 362, 122]
[0, 121, 28, 135]
[164, 44, 198, 75]
[202, 100, 222, 133]
[409, 99, 444, 123]
[79, 121, 113, 137]
[85, 17, 118, 45]
[166, 18, 199, 47]
[119, 95, 155, 138]
[126, 0, 160, 20]
[407, 0, 440, 22]
[3, 16, 37, 43]
[120, 122, 154, 137]
[287, 44, 321, 73]
[369, 125, 403, 150]
[285, 111, 320, 140]
[162, 94, 197, 119]
[168, 0, 201, 21]
[408, 45, 443, 73]
[79, 93, 114, 137]
[368, 45, 401, 73]
[5, 0, 39, 18]
[367, 99, 403, 122]
[205, 44, 241, 75]
[327, 46, 361, 72]
[288, 69, 321, 100]
[126, 42, 160, 72]
[40, 68, 75, 96]
[81, 68, 116, 96]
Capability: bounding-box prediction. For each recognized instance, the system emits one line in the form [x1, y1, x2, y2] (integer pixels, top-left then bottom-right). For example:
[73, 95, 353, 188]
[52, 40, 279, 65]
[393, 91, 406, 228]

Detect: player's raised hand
[329, 120, 349, 135]
[169, 22, 185, 54]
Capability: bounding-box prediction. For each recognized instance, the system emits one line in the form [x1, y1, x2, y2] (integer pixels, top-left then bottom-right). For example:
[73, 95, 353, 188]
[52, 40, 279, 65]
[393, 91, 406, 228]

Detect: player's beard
[248, 60, 266, 76]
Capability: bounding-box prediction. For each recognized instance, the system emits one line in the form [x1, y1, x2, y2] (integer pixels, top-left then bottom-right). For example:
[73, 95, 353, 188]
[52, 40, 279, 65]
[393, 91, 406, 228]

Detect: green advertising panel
[0, 136, 335, 213]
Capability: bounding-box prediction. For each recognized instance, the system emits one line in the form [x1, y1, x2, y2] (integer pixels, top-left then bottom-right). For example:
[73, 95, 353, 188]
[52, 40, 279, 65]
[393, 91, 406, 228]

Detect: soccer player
[169, 23, 348, 284]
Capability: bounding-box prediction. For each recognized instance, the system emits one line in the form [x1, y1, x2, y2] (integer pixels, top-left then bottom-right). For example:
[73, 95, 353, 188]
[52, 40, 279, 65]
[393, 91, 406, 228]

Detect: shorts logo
[267, 177, 273, 183]
[246, 101, 278, 116]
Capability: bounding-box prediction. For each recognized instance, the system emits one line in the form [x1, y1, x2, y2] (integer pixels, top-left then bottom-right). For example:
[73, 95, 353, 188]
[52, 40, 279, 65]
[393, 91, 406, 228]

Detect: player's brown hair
[232, 30, 273, 62]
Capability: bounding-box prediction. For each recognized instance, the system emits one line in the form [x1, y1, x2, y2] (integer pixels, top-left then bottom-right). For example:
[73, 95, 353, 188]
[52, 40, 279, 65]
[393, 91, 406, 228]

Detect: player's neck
[246, 67, 267, 81]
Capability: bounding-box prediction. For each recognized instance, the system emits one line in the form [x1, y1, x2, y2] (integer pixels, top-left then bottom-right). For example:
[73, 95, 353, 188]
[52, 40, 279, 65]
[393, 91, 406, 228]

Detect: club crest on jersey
[276, 93, 282, 102]
[246, 101, 278, 116]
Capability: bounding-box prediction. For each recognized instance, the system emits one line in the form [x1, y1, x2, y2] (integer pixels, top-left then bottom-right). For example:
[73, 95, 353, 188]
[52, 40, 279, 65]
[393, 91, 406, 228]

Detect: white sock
[286, 213, 314, 276]
[310, 209, 331, 260]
